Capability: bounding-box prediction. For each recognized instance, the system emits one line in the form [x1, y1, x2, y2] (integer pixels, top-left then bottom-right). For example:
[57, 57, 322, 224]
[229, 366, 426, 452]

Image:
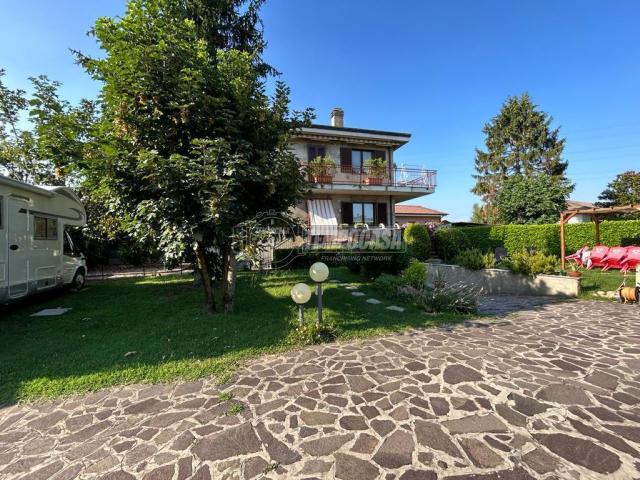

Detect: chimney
[330, 107, 344, 128]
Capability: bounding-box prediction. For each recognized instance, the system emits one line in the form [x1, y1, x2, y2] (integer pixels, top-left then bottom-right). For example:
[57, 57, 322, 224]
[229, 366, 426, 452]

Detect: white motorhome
[0, 175, 87, 304]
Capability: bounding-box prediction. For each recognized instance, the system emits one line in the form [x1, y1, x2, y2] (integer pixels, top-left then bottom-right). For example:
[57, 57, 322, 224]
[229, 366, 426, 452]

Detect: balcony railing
[301, 163, 437, 189]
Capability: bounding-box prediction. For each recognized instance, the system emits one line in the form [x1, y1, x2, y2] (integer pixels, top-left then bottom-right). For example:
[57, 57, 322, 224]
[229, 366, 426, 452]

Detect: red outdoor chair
[586, 245, 610, 269]
[566, 246, 589, 266]
[621, 246, 640, 272]
[601, 246, 628, 271]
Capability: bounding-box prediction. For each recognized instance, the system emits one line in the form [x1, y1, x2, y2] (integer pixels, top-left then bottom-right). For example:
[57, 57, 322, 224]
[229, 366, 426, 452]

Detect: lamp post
[291, 283, 312, 325]
[309, 262, 329, 325]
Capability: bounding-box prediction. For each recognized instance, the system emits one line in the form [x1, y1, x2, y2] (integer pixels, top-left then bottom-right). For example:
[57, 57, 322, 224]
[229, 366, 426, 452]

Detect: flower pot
[365, 177, 383, 185]
[311, 175, 333, 184]
[567, 271, 582, 278]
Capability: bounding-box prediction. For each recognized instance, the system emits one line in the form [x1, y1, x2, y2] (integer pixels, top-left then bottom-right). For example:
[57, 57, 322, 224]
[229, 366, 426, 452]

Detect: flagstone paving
[1, 298, 640, 479]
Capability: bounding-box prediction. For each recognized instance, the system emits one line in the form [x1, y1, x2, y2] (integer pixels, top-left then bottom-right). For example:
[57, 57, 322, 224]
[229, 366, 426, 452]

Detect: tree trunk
[195, 241, 216, 313]
[221, 244, 237, 313]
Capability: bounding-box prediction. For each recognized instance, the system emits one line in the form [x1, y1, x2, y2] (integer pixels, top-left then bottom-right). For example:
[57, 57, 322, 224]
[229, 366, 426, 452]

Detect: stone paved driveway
[1, 298, 640, 480]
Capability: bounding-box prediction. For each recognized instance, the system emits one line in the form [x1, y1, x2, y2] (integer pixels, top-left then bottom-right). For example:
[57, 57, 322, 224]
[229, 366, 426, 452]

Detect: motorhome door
[8, 197, 29, 298]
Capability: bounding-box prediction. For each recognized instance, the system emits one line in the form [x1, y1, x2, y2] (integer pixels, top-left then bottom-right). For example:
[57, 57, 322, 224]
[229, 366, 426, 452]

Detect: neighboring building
[290, 107, 436, 239]
[394, 204, 448, 225]
[566, 200, 596, 223]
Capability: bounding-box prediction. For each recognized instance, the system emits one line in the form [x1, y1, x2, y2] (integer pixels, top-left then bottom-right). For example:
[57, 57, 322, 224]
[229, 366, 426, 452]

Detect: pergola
[560, 204, 640, 270]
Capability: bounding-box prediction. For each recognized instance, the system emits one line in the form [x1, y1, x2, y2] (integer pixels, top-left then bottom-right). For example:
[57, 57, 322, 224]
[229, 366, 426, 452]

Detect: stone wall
[426, 263, 581, 297]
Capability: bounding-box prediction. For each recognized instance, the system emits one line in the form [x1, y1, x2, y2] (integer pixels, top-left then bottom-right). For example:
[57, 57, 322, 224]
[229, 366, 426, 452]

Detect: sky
[1, 0, 639, 221]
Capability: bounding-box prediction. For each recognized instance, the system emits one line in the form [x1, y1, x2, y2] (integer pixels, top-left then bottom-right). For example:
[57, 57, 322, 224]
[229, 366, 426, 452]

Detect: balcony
[301, 162, 437, 197]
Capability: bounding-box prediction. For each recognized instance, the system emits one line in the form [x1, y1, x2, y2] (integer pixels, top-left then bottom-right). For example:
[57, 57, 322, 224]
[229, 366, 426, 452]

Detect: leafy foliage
[434, 220, 640, 260]
[402, 259, 427, 289]
[74, 0, 313, 312]
[289, 319, 338, 346]
[416, 280, 478, 314]
[373, 273, 406, 294]
[454, 249, 496, 270]
[597, 171, 640, 213]
[500, 251, 559, 276]
[494, 174, 573, 224]
[403, 223, 432, 260]
[472, 93, 570, 219]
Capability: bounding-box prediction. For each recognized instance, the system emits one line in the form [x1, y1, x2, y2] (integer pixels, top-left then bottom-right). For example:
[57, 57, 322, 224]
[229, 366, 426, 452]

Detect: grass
[0, 268, 463, 404]
[579, 269, 633, 299]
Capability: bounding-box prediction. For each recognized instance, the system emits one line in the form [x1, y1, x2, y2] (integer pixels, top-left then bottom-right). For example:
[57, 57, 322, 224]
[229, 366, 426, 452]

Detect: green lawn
[0, 268, 463, 404]
[579, 269, 633, 299]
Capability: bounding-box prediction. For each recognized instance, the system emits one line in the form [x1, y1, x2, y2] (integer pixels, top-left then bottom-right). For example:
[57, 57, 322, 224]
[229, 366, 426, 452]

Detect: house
[394, 204, 448, 225]
[566, 200, 596, 223]
[290, 108, 436, 241]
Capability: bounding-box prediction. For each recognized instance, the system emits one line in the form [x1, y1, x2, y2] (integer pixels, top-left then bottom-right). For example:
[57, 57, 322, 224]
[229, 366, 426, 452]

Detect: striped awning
[308, 199, 338, 236]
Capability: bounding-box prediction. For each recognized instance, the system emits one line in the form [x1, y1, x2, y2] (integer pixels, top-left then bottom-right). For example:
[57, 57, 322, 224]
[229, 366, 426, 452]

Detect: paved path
[1, 298, 640, 480]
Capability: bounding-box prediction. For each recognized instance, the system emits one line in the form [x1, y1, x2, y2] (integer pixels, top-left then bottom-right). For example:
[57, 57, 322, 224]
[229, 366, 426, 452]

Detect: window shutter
[341, 202, 353, 225]
[340, 148, 352, 173]
[376, 203, 388, 225]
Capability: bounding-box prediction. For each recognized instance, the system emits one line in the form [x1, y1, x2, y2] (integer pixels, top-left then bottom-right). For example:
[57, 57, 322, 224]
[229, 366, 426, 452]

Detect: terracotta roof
[566, 200, 595, 210]
[395, 205, 448, 216]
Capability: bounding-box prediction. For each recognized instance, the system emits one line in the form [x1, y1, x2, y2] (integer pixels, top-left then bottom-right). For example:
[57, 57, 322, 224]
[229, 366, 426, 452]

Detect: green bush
[434, 220, 640, 261]
[501, 250, 559, 276]
[416, 281, 478, 314]
[403, 223, 432, 261]
[289, 319, 338, 345]
[453, 248, 496, 270]
[373, 273, 406, 293]
[402, 259, 427, 289]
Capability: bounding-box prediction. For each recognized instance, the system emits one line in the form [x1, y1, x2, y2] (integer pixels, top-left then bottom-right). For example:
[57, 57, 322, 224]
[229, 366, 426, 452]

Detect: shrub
[373, 273, 406, 294]
[433, 220, 640, 260]
[403, 223, 432, 261]
[402, 259, 427, 289]
[501, 250, 559, 276]
[289, 320, 338, 345]
[416, 281, 478, 314]
[453, 249, 497, 270]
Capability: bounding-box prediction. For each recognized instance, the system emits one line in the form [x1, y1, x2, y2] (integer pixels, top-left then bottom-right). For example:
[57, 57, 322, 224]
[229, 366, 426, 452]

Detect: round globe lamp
[291, 283, 312, 324]
[309, 262, 329, 324]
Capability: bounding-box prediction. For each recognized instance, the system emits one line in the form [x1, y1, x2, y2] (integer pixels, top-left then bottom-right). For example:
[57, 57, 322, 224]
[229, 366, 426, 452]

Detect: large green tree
[76, 0, 311, 313]
[494, 174, 573, 224]
[0, 69, 96, 184]
[472, 93, 569, 215]
[597, 171, 640, 207]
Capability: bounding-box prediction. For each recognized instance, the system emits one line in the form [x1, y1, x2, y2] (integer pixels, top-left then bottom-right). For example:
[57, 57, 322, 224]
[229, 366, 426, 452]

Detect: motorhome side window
[33, 216, 58, 240]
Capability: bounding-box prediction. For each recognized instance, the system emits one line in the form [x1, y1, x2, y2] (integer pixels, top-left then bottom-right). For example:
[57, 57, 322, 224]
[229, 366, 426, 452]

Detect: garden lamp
[291, 283, 312, 325]
[309, 262, 329, 324]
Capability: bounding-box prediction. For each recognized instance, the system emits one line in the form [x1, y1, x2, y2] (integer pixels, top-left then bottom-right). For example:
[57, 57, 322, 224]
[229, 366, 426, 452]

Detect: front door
[8, 198, 29, 298]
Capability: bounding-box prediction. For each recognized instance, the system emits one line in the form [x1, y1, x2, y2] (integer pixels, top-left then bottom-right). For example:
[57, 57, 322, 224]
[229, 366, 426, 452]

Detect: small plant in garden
[417, 281, 479, 314]
[453, 249, 495, 270]
[226, 402, 246, 416]
[501, 250, 558, 276]
[403, 223, 432, 261]
[218, 391, 234, 401]
[402, 259, 427, 289]
[373, 273, 406, 294]
[290, 320, 338, 345]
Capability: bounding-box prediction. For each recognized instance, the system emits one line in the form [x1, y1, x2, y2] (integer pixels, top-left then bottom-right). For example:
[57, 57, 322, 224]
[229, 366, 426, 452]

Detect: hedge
[434, 220, 640, 262]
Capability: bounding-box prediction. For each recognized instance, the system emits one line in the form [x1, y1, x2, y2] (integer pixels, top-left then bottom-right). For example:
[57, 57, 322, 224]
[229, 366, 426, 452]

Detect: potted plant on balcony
[363, 157, 388, 185]
[308, 156, 336, 184]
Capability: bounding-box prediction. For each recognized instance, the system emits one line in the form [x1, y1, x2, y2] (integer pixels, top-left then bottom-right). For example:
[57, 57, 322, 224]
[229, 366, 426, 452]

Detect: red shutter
[341, 202, 353, 225]
[340, 148, 352, 173]
[376, 203, 388, 225]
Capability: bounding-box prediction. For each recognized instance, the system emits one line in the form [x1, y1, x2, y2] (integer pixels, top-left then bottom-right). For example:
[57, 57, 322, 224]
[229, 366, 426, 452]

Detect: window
[33, 216, 58, 240]
[350, 150, 372, 172]
[307, 145, 326, 161]
[352, 202, 375, 224]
